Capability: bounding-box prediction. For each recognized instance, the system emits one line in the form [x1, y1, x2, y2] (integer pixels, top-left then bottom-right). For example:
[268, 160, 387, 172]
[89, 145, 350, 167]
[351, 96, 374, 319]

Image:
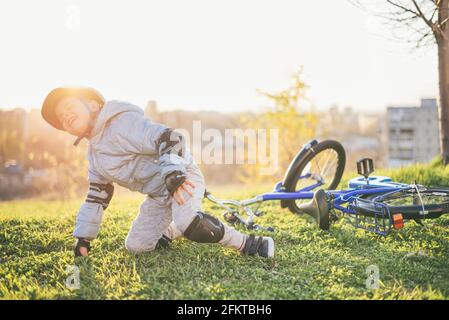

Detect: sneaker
[155, 235, 172, 249]
[241, 235, 275, 258]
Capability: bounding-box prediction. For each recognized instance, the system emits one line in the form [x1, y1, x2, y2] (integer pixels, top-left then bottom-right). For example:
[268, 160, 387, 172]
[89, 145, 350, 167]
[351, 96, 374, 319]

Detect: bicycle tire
[357, 188, 449, 220]
[283, 140, 346, 215]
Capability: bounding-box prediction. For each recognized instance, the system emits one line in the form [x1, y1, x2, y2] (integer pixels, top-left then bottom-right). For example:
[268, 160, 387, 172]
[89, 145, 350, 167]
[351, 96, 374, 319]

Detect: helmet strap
[73, 107, 100, 146]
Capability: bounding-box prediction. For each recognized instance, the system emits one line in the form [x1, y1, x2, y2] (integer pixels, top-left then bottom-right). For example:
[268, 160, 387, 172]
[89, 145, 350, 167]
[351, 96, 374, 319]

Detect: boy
[41, 87, 275, 258]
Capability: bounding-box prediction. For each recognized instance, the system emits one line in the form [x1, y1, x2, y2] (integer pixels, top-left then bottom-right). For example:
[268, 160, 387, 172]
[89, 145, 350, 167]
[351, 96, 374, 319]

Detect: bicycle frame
[205, 174, 418, 234]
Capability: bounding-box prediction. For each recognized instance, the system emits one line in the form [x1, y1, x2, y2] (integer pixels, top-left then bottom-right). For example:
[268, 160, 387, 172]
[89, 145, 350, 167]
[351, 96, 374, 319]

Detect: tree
[351, 0, 449, 163]
[239, 69, 318, 183]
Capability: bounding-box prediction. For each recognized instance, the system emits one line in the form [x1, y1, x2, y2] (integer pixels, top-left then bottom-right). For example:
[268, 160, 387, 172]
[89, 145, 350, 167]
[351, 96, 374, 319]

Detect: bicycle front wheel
[283, 140, 346, 215]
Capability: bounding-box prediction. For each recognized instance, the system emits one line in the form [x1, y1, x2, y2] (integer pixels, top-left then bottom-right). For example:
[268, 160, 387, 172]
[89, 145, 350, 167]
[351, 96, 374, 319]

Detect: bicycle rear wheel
[358, 188, 449, 220]
[283, 140, 346, 215]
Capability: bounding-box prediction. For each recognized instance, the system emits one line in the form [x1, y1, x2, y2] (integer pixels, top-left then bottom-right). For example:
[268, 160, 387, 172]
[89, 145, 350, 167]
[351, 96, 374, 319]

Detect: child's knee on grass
[124, 235, 158, 254]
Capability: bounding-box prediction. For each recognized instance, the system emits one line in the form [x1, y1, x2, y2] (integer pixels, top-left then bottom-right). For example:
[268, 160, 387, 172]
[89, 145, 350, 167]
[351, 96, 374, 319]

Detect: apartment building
[387, 98, 440, 167]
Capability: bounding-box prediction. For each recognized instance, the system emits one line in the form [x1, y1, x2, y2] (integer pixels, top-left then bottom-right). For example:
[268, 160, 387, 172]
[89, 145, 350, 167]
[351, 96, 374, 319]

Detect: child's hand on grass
[173, 180, 195, 205]
[78, 247, 89, 257]
[74, 238, 90, 257]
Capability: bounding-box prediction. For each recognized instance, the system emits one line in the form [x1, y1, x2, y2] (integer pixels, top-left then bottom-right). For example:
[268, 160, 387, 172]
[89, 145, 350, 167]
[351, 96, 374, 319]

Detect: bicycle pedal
[223, 211, 239, 224]
[251, 224, 274, 232]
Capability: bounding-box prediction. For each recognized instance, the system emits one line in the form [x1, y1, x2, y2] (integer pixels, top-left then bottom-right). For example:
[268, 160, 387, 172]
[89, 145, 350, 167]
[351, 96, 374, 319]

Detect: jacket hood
[90, 100, 144, 138]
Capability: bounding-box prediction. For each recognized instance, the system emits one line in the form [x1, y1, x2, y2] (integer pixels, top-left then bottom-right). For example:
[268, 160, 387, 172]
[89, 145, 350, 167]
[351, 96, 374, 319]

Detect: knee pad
[184, 212, 225, 243]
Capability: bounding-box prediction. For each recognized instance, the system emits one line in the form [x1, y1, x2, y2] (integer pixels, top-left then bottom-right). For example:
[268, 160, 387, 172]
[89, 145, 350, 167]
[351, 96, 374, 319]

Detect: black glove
[74, 238, 91, 257]
[165, 170, 187, 195]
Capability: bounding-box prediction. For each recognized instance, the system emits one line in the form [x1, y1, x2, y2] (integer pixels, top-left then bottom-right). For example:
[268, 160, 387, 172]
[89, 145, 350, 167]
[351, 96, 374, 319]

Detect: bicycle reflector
[357, 158, 374, 178]
[392, 213, 404, 230]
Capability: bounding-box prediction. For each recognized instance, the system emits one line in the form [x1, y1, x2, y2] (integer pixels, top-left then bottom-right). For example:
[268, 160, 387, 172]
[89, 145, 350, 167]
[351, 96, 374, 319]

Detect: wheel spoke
[294, 148, 340, 207]
[312, 149, 337, 188]
[379, 191, 449, 206]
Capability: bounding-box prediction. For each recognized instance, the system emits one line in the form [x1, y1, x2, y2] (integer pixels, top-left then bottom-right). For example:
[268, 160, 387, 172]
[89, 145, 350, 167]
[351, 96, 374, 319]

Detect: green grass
[340, 157, 449, 189]
[1, 162, 449, 300]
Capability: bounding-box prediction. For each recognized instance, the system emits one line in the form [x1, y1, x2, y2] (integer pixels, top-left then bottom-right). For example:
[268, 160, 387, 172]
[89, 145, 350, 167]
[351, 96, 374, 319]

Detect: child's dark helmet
[41, 87, 105, 130]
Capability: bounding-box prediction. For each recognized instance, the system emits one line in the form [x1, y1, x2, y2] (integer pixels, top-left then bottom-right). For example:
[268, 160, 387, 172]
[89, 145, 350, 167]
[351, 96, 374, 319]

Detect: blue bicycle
[205, 140, 449, 235]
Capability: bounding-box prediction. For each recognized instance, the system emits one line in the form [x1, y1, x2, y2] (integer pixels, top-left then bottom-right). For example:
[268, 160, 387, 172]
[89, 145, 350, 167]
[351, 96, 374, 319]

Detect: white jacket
[73, 100, 191, 239]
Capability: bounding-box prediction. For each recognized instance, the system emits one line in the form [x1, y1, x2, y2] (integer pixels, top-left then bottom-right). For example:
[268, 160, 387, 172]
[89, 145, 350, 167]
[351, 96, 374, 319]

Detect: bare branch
[416, 31, 433, 47]
[440, 16, 449, 27]
[347, 0, 366, 10]
[430, 6, 439, 22]
[412, 0, 436, 30]
[386, 0, 420, 17]
[350, 0, 440, 49]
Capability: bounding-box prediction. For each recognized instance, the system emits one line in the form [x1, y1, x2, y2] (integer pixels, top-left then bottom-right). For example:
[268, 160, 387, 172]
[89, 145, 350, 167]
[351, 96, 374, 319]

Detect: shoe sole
[265, 237, 275, 258]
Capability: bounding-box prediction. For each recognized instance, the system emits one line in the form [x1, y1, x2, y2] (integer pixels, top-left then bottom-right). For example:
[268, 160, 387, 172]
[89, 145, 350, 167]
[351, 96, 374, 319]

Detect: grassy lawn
[1, 163, 449, 299]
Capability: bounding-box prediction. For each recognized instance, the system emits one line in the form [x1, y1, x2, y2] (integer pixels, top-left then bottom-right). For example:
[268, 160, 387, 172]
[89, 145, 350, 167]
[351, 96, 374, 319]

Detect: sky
[0, 0, 439, 113]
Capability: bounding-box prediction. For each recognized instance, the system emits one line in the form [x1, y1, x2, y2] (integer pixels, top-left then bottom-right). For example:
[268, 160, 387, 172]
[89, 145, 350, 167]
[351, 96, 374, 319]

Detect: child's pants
[124, 162, 246, 253]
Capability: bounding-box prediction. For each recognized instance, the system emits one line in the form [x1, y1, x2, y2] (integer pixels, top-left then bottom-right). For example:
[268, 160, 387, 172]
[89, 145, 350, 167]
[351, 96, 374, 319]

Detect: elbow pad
[156, 128, 185, 157]
[85, 182, 114, 210]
